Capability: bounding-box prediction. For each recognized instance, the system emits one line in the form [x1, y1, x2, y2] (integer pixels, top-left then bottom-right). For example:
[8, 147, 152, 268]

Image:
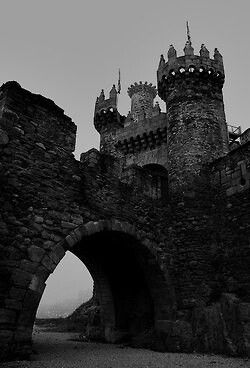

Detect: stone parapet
[0, 81, 76, 153]
[157, 44, 224, 100]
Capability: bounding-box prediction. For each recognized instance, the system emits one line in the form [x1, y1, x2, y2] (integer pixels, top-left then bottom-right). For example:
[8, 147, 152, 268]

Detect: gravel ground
[2, 327, 249, 368]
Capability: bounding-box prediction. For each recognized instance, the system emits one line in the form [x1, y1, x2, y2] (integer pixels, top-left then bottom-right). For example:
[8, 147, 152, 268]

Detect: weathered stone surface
[27, 246, 45, 262]
[9, 287, 26, 301]
[0, 309, 16, 325]
[11, 269, 32, 287]
[61, 221, 77, 229]
[0, 42, 249, 363]
[0, 128, 9, 145]
[155, 319, 193, 352]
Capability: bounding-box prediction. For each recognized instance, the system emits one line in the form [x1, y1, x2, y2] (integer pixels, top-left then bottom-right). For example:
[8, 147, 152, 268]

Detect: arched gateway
[2, 220, 175, 360]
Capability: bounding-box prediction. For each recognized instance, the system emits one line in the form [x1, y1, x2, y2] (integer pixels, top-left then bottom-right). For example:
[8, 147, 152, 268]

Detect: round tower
[157, 39, 229, 194]
[127, 81, 157, 122]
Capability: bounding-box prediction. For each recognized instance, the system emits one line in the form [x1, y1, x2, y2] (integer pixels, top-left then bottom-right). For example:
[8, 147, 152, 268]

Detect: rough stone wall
[160, 72, 228, 194]
[209, 143, 250, 301]
[127, 82, 157, 122]
[0, 77, 249, 361]
[95, 110, 168, 172]
[0, 82, 174, 360]
[157, 46, 229, 195]
[130, 90, 154, 121]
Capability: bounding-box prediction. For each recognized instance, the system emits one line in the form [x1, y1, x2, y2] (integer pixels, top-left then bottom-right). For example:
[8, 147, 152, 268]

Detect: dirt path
[2, 327, 249, 368]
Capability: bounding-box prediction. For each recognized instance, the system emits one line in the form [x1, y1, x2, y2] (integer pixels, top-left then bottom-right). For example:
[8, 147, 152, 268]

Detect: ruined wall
[0, 82, 174, 360]
[0, 80, 250, 360]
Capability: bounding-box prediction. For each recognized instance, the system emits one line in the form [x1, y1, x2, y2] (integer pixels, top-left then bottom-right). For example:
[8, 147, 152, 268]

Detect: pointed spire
[109, 84, 117, 99]
[186, 21, 191, 44]
[184, 21, 194, 56]
[214, 48, 223, 61]
[158, 54, 165, 69]
[200, 44, 210, 58]
[184, 41, 194, 56]
[168, 45, 177, 61]
[99, 89, 105, 102]
[117, 69, 121, 94]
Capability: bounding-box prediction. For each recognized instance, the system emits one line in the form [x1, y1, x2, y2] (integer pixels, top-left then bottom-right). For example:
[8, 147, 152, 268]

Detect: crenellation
[0, 32, 250, 362]
[157, 44, 225, 88]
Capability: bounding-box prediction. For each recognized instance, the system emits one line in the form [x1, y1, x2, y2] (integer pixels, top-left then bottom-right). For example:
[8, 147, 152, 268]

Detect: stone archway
[2, 219, 176, 359]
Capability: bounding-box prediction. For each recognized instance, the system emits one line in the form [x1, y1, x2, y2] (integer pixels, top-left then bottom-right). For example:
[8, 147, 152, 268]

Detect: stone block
[41, 255, 57, 272]
[61, 221, 77, 229]
[65, 234, 76, 248]
[28, 246, 45, 263]
[20, 260, 38, 273]
[72, 228, 82, 242]
[71, 214, 83, 225]
[0, 128, 9, 145]
[43, 240, 54, 249]
[226, 187, 236, 196]
[49, 245, 65, 265]
[50, 234, 63, 242]
[35, 142, 46, 150]
[85, 221, 99, 235]
[34, 216, 44, 223]
[12, 269, 31, 287]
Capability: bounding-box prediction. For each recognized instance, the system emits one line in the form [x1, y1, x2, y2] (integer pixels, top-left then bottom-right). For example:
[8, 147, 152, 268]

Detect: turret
[94, 85, 118, 117]
[94, 85, 124, 154]
[127, 81, 157, 122]
[157, 37, 229, 194]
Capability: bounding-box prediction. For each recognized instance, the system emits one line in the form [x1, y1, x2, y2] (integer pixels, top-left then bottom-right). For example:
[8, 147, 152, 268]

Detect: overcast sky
[2, 1, 248, 315]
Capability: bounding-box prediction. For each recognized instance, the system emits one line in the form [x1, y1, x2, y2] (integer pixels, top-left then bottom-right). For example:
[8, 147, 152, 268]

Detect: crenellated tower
[127, 81, 157, 122]
[94, 85, 125, 155]
[157, 38, 229, 194]
[93, 80, 168, 171]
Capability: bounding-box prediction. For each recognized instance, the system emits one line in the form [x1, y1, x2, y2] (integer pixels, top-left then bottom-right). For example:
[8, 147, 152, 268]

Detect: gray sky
[2, 1, 248, 314]
[37, 252, 93, 317]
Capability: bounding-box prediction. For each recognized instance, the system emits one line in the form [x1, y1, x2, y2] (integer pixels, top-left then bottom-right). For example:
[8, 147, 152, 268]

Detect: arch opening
[72, 230, 160, 342]
[12, 221, 174, 357]
[36, 252, 93, 319]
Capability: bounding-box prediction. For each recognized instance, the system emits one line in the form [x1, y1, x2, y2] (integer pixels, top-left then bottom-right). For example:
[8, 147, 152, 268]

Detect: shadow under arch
[23, 219, 176, 351]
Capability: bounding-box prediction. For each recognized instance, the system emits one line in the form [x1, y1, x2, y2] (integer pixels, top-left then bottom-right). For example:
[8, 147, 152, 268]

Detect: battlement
[157, 43, 225, 100]
[94, 85, 118, 115]
[127, 81, 157, 99]
[127, 81, 158, 123]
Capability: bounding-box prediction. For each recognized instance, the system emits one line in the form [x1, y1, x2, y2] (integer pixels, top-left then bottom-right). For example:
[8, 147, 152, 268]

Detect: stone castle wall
[0, 72, 249, 361]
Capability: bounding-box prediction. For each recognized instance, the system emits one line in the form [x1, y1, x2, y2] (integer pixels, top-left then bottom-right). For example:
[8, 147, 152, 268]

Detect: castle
[0, 34, 249, 361]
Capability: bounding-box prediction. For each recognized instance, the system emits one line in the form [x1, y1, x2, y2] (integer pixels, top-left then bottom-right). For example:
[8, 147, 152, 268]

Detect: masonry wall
[209, 142, 250, 300]
[0, 82, 174, 360]
[96, 111, 168, 171]
[0, 82, 250, 360]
